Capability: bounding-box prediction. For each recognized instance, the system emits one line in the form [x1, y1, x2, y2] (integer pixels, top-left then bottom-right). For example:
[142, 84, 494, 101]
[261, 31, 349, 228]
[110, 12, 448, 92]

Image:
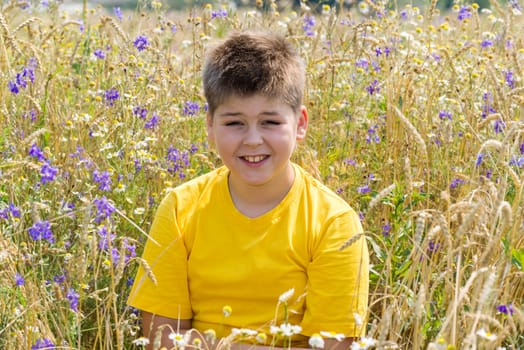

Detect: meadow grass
[0, 0, 523, 349]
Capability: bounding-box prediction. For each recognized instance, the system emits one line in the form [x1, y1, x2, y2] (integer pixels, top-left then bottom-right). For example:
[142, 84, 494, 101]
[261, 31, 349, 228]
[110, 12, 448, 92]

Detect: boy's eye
[225, 121, 242, 126]
[263, 120, 281, 125]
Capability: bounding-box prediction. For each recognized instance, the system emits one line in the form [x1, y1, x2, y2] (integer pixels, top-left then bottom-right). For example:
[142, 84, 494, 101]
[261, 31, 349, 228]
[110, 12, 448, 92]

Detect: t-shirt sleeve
[300, 208, 369, 337]
[127, 191, 192, 319]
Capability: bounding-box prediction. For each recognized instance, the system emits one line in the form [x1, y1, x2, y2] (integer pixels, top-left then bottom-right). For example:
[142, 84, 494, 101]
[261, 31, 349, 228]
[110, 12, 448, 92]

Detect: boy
[127, 31, 369, 350]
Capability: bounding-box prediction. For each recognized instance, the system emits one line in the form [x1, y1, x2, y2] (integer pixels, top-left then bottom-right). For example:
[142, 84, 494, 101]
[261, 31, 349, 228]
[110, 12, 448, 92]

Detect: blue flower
[475, 153, 484, 167]
[66, 288, 80, 312]
[134, 35, 149, 51]
[113, 6, 123, 21]
[92, 170, 112, 191]
[450, 178, 466, 189]
[438, 110, 452, 120]
[211, 8, 228, 19]
[29, 143, 46, 161]
[93, 196, 116, 223]
[381, 222, 391, 237]
[520, 142, 524, 154]
[493, 119, 505, 134]
[40, 162, 58, 184]
[94, 49, 106, 59]
[497, 303, 514, 315]
[98, 225, 116, 250]
[31, 338, 55, 349]
[145, 113, 160, 129]
[457, 6, 472, 20]
[104, 88, 120, 106]
[303, 15, 316, 37]
[505, 70, 515, 89]
[183, 101, 200, 116]
[28, 220, 54, 243]
[366, 80, 380, 95]
[132, 106, 148, 119]
[15, 272, 25, 286]
[480, 39, 493, 48]
[8, 80, 19, 94]
[357, 184, 371, 194]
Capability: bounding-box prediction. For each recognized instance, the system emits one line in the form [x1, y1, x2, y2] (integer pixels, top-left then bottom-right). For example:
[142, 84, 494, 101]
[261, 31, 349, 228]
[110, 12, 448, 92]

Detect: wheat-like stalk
[393, 106, 428, 159]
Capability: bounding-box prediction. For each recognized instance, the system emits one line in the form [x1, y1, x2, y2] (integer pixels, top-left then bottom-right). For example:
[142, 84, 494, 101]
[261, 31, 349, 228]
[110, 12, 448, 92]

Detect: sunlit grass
[1, 0, 523, 349]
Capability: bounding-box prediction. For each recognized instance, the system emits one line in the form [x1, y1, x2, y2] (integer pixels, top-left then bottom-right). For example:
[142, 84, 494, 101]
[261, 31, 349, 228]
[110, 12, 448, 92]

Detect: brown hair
[202, 31, 306, 116]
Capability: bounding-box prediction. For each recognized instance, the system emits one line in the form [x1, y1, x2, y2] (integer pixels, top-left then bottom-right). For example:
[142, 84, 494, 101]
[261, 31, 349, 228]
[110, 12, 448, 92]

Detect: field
[1, 0, 523, 349]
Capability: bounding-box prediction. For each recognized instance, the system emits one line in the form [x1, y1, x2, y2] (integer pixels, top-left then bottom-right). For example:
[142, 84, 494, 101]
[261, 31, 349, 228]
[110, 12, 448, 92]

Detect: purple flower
[183, 101, 200, 116]
[366, 80, 380, 95]
[40, 162, 58, 184]
[104, 88, 119, 106]
[29, 143, 46, 161]
[66, 288, 80, 312]
[31, 338, 55, 350]
[98, 225, 116, 250]
[93, 196, 116, 223]
[15, 272, 25, 286]
[0, 208, 8, 220]
[427, 240, 440, 254]
[505, 70, 515, 89]
[497, 303, 514, 315]
[9, 203, 21, 218]
[475, 153, 484, 167]
[355, 58, 369, 71]
[166, 146, 191, 178]
[8, 80, 19, 94]
[134, 35, 149, 51]
[357, 184, 371, 194]
[92, 170, 112, 191]
[493, 119, 506, 134]
[93, 49, 106, 59]
[520, 142, 524, 154]
[450, 178, 466, 189]
[303, 15, 316, 37]
[438, 110, 452, 120]
[211, 8, 228, 19]
[509, 156, 524, 168]
[400, 9, 409, 20]
[145, 113, 160, 129]
[381, 222, 391, 236]
[53, 274, 66, 284]
[481, 92, 496, 118]
[458, 6, 472, 20]
[28, 220, 54, 243]
[481, 39, 493, 48]
[171, 24, 177, 33]
[133, 106, 148, 119]
[113, 6, 123, 21]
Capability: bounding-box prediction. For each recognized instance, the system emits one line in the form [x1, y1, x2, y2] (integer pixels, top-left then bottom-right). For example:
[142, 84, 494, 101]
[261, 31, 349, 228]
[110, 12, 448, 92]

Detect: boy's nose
[243, 127, 263, 146]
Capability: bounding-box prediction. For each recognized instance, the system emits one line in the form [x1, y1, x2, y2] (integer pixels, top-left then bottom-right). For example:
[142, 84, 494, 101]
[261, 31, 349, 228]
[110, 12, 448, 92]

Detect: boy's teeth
[244, 155, 265, 163]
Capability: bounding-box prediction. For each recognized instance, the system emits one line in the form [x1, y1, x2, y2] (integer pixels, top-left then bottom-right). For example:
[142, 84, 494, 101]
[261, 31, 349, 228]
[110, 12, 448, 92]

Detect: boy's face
[207, 93, 308, 192]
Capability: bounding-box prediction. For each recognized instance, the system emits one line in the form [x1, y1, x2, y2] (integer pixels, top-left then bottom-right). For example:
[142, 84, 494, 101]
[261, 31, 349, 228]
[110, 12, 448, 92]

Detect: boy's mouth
[241, 155, 269, 163]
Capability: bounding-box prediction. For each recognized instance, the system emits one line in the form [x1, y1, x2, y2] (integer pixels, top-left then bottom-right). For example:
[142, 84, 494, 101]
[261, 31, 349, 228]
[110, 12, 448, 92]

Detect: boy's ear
[296, 106, 308, 141]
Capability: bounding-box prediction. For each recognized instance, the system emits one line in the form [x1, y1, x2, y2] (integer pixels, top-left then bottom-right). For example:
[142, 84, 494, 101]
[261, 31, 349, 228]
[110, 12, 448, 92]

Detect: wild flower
[475, 153, 484, 167]
[270, 323, 302, 337]
[145, 113, 160, 129]
[476, 328, 497, 340]
[28, 220, 54, 243]
[132, 337, 150, 346]
[169, 332, 190, 348]
[381, 222, 391, 236]
[481, 39, 493, 48]
[303, 15, 316, 37]
[223, 305, 232, 317]
[320, 331, 345, 341]
[29, 143, 46, 161]
[166, 146, 191, 178]
[182, 101, 200, 116]
[211, 8, 228, 19]
[351, 337, 377, 350]
[133, 106, 148, 119]
[204, 329, 216, 344]
[366, 80, 380, 95]
[355, 58, 369, 71]
[309, 334, 325, 348]
[15, 272, 25, 286]
[493, 119, 506, 134]
[40, 162, 58, 184]
[509, 156, 524, 168]
[256, 332, 267, 344]
[53, 274, 66, 284]
[93, 196, 116, 223]
[104, 88, 120, 106]
[450, 178, 465, 189]
[357, 184, 371, 194]
[457, 6, 472, 21]
[134, 35, 149, 51]
[366, 125, 380, 144]
[481, 92, 496, 118]
[438, 110, 452, 120]
[8, 80, 19, 94]
[92, 170, 112, 191]
[504, 70, 515, 89]
[98, 226, 116, 250]
[231, 328, 258, 338]
[31, 338, 55, 349]
[93, 49, 106, 59]
[66, 288, 80, 312]
[114, 7, 123, 21]
[496, 303, 514, 315]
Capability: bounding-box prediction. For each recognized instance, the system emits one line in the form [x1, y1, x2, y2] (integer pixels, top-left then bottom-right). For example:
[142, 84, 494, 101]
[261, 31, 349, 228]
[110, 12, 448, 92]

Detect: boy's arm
[141, 312, 354, 350]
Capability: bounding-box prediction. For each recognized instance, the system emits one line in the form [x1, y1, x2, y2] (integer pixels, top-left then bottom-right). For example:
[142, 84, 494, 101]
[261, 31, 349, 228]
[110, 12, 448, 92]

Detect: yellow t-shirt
[127, 163, 368, 342]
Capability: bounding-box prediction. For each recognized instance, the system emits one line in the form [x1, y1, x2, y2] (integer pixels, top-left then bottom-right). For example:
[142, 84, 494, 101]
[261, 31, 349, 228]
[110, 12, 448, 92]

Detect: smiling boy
[127, 31, 369, 350]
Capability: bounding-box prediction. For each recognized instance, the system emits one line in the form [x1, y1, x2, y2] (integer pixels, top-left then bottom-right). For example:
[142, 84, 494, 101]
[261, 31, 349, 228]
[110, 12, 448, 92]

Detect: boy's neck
[228, 164, 295, 218]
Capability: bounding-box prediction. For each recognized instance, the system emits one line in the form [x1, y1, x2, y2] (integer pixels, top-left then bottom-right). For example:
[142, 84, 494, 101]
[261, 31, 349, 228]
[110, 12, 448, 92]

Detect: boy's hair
[203, 31, 306, 116]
